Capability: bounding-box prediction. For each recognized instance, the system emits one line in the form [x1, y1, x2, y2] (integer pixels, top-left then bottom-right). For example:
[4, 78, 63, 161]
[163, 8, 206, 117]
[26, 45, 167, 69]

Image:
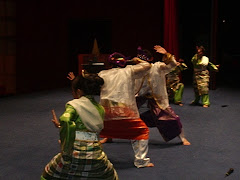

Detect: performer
[190, 45, 219, 108]
[166, 59, 188, 106]
[41, 72, 118, 180]
[135, 46, 191, 145]
[67, 53, 154, 168]
[98, 52, 154, 168]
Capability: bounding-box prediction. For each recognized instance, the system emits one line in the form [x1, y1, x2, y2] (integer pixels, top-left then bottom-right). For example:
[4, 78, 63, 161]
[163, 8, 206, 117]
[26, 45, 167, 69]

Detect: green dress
[166, 63, 188, 104]
[191, 54, 218, 106]
[41, 96, 118, 180]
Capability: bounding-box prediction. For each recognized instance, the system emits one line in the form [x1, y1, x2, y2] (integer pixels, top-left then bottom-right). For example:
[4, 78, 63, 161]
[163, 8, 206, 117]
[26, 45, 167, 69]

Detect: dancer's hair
[71, 72, 104, 95]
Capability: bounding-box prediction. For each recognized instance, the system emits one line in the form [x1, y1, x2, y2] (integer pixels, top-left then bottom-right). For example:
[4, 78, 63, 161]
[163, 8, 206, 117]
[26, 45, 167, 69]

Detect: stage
[0, 85, 239, 179]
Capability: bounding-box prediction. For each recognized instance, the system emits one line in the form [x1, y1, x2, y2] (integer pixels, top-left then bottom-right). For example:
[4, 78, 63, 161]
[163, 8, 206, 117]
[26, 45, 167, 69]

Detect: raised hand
[51, 109, 60, 128]
[154, 45, 167, 54]
[67, 72, 75, 80]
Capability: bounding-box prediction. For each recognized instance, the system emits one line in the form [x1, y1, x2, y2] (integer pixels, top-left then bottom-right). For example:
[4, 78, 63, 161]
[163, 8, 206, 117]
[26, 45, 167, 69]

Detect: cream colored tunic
[99, 61, 151, 120]
[136, 56, 177, 110]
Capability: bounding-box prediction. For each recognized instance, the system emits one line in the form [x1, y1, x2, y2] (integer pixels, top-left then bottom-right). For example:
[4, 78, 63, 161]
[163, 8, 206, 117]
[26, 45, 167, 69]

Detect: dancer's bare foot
[175, 102, 183, 106]
[100, 138, 107, 144]
[146, 162, 154, 167]
[203, 104, 209, 108]
[100, 138, 113, 144]
[182, 138, 191, 146]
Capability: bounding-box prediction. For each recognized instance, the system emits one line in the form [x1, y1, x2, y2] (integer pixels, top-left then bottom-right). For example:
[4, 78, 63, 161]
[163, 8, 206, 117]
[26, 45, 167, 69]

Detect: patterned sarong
[42, 140, 118, 180]
[193, 69, 209, 96]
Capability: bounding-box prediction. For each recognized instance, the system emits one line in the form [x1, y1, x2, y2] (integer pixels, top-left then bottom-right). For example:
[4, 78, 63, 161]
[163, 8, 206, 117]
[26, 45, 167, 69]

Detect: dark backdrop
[16, 0, 240, 94]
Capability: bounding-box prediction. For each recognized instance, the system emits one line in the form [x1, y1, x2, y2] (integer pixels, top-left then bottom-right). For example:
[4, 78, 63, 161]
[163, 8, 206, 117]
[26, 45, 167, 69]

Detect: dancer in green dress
[191, 45, 219, 108]
[41, 72, 118, 180]
[166, 59, 188, 106]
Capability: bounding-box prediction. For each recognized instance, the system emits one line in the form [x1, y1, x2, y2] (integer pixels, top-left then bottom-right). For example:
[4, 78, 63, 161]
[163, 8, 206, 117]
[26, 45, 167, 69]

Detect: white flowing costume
[136, 55, 177, 109]
[99, 60, 152, 168]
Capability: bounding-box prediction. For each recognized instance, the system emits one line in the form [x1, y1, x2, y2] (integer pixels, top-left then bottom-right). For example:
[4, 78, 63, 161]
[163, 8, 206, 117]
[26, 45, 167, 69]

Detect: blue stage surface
[0, 86, 240, 180]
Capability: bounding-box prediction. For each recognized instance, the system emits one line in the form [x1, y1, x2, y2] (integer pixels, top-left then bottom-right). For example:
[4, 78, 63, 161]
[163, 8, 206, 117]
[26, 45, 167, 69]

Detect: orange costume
[100, 103, 149, 140]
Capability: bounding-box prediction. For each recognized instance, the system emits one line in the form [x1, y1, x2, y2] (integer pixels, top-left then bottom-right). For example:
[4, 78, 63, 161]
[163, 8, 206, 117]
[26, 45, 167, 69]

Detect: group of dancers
[40, 45, 219, 179]
[167, 45, 219, 107]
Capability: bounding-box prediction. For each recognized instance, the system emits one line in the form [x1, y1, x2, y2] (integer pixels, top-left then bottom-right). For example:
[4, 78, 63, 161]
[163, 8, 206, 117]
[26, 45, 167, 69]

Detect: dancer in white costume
[135, 45, 190, 145]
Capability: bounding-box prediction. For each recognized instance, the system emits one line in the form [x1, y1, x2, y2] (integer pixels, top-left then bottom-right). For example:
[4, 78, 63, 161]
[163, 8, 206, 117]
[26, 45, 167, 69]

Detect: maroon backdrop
[163, 0, 179, 60]
[16, 0, 182, 94]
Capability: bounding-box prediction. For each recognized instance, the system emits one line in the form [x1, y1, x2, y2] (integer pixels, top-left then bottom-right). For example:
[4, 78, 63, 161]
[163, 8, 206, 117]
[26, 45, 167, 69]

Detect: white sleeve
[199, 56, 209, 66]
[131, 61, 151, 79]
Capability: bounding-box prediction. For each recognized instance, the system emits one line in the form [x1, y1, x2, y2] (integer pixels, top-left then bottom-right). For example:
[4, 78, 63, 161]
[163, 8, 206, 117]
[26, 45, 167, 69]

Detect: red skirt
[100, 106, 149, 140]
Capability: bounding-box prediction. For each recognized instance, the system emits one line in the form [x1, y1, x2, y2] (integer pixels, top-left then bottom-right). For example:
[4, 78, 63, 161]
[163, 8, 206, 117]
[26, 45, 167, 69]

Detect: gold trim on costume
[162, 53, 174, 65]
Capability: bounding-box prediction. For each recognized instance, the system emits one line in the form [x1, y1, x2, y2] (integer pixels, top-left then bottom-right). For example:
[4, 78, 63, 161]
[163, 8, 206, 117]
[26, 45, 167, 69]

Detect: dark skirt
[137, 96, 182, 142]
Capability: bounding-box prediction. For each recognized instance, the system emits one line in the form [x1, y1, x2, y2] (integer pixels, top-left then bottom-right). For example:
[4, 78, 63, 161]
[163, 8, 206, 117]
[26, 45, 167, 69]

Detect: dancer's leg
[178, 129, 191, 145]
[131, 139, 154, 168]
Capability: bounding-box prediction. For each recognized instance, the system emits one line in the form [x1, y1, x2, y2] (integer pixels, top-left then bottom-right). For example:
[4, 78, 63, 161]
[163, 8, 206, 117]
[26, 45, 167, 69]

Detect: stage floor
[1, 86, 240, 179]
